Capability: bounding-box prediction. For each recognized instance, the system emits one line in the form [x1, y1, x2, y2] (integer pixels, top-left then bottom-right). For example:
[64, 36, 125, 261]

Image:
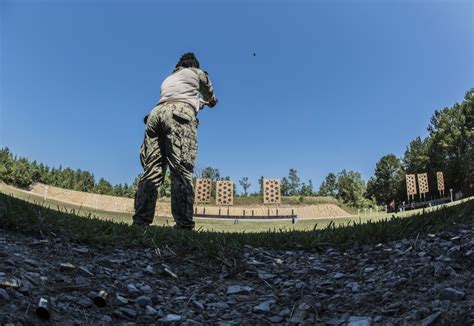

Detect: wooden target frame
[417, 173, 429, 201]
[406, 174, 417, 201]
[263, 179, 281, 204]
[437, 172, 445, 197]
[216, 181, 234, 206]
[195, 178, 212, 204]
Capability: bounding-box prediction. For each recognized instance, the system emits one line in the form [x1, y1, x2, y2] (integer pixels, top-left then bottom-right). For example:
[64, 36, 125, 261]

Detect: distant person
[133, 52, 218, 229]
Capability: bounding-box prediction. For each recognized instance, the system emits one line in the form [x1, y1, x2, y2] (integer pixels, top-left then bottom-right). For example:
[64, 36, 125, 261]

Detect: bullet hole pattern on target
[194, 178, 212, 204]
[405, 174, 417, 196]
[417, 173, 429, 194]
[437, 172, 445, 191]
[263, 179, 281, 204]
[216, 181, 234, 206]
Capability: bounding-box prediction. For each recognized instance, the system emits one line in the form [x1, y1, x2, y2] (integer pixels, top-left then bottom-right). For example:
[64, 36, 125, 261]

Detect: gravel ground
[0, 219, 473, 325]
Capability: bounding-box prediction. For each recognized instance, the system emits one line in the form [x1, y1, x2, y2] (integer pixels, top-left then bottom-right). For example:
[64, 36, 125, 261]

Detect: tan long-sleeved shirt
[157, 67, 217, 112]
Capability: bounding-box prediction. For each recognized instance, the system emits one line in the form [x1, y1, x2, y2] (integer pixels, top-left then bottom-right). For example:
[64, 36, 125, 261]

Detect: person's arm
[196, 69, 218, 107]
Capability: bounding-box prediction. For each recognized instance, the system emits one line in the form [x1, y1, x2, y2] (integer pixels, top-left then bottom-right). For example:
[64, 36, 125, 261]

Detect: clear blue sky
[1, 0, 473, 193]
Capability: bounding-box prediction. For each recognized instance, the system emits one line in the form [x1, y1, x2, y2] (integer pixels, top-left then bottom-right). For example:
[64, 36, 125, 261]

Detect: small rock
[101, 315, 113, 323]
[18, 280, 33, 295]
[207, 302, 229, 309]
[145, 265, 154, 274]
[159, 314, 182, 322]
[75, 276, 88, 285]
[258, 271, 276, 280]
[419, 312, 442, 326]
[346, 282, 360, 293]
[440, 287, 465, 301]
[0, 288, 10, 301]
[140, 284, 153, 294]
[347, 316, 372, 326]
[226, 285, 253, 294]
[278, 307, 291, 317]
[127, 283, 139, 294]
[116, 294, 129, 304]
[313, 266, 328, 274]
[78, 297, 92, 307]
[192, 300, 204, 310]
[253, 300, 274, 314]
[289, 302, 310, 323]
[267, 316, 283, 323]
[119, 307, 138, 319]
[145, 305, 158, 315]
[373, 316, 383, 323]
[136, 295, 151, 308]
[170, 285, 181, 295]
[447, 246, 462, 259]
[334, 272, 345, 279]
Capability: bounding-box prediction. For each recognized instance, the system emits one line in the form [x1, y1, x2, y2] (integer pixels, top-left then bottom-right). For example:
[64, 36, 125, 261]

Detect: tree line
[238, 89, 473, 208]
[1, 89, 472, 208]
[365, 89, 473, 206]
[0, 149, 140, 198]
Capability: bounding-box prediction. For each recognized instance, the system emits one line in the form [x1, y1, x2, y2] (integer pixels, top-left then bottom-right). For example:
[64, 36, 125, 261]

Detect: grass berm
[0, 191, 473, 258]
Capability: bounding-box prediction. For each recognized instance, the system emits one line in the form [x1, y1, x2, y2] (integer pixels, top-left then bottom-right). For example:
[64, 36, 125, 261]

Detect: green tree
[0, 147, 14, 184]
[366, 154, 404, 205]
[300, 179, 314, 196]
[337, 169, 367, 208]
[281, 177, 290, 196]
[319, 172, 338, 196]
[287, 168, 301, 196]
[428, 90, 474, 193]
[200, 167, 221, 180]
[403, 137, 431, 174]
[239, 177, 251, 196]
[94, 178, 113, 195]
[258, 176, 264, 196]
[10, 158, 33, 188]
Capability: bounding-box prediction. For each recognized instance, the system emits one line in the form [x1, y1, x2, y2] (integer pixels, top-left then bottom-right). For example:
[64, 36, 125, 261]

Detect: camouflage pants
[133, 102, 198, 229]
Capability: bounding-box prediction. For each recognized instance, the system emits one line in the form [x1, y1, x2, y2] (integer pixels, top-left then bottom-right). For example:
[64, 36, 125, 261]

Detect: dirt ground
[26, 183, 351, 219]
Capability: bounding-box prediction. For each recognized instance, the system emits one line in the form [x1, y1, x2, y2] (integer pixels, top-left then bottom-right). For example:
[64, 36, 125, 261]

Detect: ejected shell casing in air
[36, 297, 51, 320]
[93, 290, 108, 307]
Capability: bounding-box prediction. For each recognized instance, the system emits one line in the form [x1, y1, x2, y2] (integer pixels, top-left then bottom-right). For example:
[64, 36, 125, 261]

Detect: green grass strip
[0, 193, 473, 258]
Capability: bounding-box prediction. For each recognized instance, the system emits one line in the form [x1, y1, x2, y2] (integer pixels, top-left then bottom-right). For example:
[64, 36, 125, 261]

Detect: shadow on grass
[1, 193, 473, 257]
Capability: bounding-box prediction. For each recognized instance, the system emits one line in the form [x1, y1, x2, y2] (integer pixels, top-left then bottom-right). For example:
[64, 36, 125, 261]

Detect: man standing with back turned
[133, 52, 218, 229]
